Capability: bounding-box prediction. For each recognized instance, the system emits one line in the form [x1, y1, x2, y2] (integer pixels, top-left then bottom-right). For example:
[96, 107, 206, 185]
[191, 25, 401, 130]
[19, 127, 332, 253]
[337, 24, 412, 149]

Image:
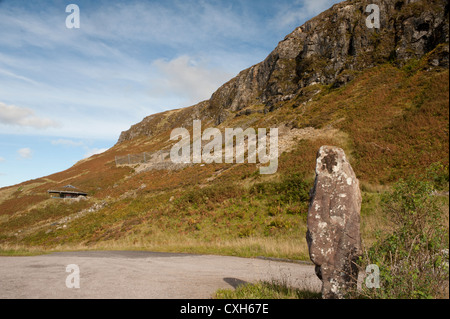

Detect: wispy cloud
[84, 148, 108, 159]
[50, 139, 109, 159]
[17, 148, 32, 159]
[150, 56, 234, 105]
[0, 156, 5, 163]
[0, 68, 40, 85]
[0, 102, 60, 129]
[270, 0, 341, 29]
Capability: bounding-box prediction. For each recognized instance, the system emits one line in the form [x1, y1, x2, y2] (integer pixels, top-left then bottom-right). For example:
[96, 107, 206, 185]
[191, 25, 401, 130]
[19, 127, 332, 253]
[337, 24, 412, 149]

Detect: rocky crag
[118, 0, 449, 143]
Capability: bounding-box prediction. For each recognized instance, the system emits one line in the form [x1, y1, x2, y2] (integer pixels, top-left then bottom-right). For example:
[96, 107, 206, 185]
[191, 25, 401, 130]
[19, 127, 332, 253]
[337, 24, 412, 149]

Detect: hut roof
[48, 184, 87, 196]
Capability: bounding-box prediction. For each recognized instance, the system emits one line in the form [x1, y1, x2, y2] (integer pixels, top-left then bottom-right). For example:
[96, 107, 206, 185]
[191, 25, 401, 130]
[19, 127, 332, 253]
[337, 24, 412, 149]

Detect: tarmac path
[0, 251, 321, 299]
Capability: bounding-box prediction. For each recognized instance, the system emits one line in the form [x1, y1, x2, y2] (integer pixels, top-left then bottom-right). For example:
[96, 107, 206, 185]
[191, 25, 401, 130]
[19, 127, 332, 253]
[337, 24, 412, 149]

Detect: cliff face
[118, 0, 449, 143]
[208, 0, 449, 122]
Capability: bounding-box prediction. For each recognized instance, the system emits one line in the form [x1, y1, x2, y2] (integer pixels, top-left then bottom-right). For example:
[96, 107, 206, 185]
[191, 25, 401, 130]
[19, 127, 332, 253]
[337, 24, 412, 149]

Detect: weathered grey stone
[306, 145, 362, 299]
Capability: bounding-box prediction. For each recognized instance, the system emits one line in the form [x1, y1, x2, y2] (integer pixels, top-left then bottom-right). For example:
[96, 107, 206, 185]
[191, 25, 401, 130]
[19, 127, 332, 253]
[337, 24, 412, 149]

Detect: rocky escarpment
[118, 0, 449, 143]
[208, 0, 449, 123]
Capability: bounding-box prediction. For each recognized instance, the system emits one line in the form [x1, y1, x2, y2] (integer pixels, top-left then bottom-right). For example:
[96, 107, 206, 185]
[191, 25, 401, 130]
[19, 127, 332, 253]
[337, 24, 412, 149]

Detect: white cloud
[0, 157, 5, 163]
[271, 0, 341, 29]
[84, 148, 108, 159]
[150, 56, 233, 105]
[0, 68, 40, 85]
[51, 139, 109, 159]
[0, 102, 60, 129]
[18, 148, 32, 159]
[79, 2, 259, 49]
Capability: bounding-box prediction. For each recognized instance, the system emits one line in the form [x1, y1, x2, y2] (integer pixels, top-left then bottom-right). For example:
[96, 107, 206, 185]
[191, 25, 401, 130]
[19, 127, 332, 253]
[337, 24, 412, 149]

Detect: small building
[48, 185, 88, 199]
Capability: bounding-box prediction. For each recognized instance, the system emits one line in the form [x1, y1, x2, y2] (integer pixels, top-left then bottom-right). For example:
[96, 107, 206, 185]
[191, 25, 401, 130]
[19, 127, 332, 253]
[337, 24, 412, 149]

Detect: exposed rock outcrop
[117, 0, 449, 143]
[208, 0, 449, 123]
[306, 145, 362, 299]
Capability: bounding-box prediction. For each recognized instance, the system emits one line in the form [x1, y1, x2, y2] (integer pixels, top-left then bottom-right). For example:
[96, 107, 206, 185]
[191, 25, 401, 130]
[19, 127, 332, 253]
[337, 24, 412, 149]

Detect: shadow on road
[223, 277, 248, 289]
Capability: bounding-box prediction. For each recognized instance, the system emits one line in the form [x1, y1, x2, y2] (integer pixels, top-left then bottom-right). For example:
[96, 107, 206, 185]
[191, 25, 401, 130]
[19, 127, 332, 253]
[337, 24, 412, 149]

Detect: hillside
[0, 0, 448, 258]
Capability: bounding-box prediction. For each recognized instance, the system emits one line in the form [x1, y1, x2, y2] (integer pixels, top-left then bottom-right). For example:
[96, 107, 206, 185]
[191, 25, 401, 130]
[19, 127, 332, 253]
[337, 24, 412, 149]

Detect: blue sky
[0, 0, 341, 187]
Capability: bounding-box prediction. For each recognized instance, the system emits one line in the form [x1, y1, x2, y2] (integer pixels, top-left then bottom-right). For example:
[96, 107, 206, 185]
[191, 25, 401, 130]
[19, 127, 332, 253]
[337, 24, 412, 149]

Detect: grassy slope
[0, 58, 448, 258]
[214, 280, 322, 299]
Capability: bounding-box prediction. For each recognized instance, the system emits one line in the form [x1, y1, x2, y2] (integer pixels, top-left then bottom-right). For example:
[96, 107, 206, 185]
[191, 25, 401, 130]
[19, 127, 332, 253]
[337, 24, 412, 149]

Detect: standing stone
[306, 146, 362, 299]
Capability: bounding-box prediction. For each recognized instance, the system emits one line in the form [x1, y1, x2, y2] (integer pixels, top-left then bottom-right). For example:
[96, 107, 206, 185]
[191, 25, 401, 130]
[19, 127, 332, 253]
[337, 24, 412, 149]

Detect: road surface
[0, 251, 321, 299]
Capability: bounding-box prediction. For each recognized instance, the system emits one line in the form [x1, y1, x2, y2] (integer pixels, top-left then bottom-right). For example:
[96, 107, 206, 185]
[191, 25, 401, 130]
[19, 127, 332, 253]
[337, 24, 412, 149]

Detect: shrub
[276, 174, 311, 204]
[359, 166, 449, 299]
[250, 174, 311, 205]
[175, 183, 240, 208]
[425, 162, 449, 192]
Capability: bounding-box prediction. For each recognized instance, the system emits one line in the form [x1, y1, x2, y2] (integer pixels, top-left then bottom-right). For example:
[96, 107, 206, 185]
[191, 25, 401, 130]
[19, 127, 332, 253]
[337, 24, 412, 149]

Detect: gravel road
[0, 251, 321, 299]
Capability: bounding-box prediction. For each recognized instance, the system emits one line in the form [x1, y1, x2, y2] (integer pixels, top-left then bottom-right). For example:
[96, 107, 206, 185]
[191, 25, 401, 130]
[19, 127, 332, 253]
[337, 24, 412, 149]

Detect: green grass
[214, 281, 321, 299]
[0, 247, 47, 256]
[11, 177, 313, 260]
